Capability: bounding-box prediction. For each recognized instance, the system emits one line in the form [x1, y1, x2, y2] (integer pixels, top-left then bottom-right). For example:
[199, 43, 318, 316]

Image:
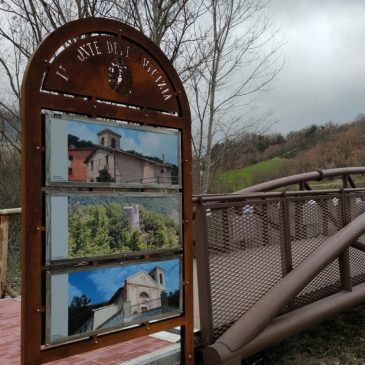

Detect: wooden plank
[2, 282, 17, 298]
[0, 215, 9, 298]
[0, 208, 21, 215]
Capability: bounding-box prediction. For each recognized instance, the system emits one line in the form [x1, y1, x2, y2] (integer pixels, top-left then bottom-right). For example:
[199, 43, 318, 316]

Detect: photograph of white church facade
[67, 259, 181, 337]
[77, 266, 166, 333]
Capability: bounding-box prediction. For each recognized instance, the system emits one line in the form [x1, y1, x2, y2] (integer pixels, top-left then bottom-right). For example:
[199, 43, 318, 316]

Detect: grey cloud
[260, 0, 365, 133]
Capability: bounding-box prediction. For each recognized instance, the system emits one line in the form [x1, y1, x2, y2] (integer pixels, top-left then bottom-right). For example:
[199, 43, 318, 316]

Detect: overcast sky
[261, 0, 365, 134]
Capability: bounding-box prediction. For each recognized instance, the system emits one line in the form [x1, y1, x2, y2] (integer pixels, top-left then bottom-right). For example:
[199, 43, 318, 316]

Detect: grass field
[242, 303, 365, 365]
[195, 303, 365, 364]
[219, 160, 365, 193]
[219, 158, 284, 192]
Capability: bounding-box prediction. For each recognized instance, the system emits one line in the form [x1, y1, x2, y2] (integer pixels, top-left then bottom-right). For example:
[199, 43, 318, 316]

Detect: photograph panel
[46, 116, 181, 187]
[46, 193, 182, 262]
[46, 257, 182, 344]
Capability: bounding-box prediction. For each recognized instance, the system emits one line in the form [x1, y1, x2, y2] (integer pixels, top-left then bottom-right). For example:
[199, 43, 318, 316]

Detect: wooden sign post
[21, 18, 193, 364]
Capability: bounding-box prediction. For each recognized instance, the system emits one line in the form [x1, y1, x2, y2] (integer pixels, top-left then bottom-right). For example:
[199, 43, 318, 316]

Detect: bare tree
[0, 1, 204, 142]
[0, 106, 20, 209]
[189, 0, 284, 193]
[0, 1, 116, 209]
[0, 0, 284, 196]
[0, 0, 211, 209]
[0, 0, 117, 147]
[111, 0, 206, 81]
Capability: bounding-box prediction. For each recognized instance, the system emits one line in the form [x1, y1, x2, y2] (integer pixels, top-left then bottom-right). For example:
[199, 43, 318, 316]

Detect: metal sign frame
[21, 18, 193, 364]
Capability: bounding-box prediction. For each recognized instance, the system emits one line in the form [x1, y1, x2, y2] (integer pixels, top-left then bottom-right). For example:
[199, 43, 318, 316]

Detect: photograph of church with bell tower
[66, 119, 179, 186]
[65, 258, 181, 338]
[47, 258, 181, 342]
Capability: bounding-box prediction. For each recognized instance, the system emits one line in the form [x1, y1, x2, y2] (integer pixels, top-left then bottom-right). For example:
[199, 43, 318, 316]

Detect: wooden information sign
[21, 18, 193, 364]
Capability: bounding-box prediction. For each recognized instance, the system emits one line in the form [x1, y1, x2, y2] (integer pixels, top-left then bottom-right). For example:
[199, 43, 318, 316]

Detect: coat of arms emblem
[108, 56, 132, 96]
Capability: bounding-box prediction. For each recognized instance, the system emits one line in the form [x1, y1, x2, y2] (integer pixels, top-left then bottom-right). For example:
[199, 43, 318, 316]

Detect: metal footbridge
[193, 167, 365, 364]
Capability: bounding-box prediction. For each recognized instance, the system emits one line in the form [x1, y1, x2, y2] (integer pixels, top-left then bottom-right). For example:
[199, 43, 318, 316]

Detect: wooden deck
[0, 298, 176, 365]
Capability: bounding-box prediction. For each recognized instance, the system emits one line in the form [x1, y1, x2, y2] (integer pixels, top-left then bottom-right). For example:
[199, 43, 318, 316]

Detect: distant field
[309, 178, 365, 190]
[219, 158, 284, 192]
[219, 160, 365, 193]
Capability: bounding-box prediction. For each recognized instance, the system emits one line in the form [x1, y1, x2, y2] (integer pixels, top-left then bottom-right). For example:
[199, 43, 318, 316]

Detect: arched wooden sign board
[21, 18, 193, 364]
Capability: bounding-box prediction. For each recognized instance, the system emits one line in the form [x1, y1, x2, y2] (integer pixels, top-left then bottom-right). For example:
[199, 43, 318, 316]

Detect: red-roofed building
[68, 148, 93, 181]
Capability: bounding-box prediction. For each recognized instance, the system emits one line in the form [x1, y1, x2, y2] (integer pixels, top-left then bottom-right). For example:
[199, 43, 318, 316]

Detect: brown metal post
[261, 201, 269, 245]
[320, 199, 329, 236]
[351, 240, 365, 252]
[348, 175, 356, 188]
[181, 109, 195, 365]
[280, 195, 293, 276]
[294, 200, 305, 240]
[341, 189, 349, 227]
[339, 189, 352, 291]
[21, 97, 43, 365]
[194, 199, 215, 346]
[222, 208, 231, 252]
[339, 248, 352, 291]
[0, 215, 9, 298]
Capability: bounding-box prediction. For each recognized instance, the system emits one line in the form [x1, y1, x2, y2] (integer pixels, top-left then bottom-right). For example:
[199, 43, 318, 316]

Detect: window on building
[140, 292, 149, 299]
[68, 167, 72, 175]
[106, 155, 109, 166]
[111, 138, 116, 149]
[159, 273, 163, 285]
[69, 155, 73, 161]
[141, 300, 149, 312]
[101, 137, 105, 146]
[90, 161, 94, 171]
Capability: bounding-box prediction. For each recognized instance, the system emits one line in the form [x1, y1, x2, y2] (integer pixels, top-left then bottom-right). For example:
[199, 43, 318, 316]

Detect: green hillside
[208, 117, 365, 194]
[219, 158, 284, 191]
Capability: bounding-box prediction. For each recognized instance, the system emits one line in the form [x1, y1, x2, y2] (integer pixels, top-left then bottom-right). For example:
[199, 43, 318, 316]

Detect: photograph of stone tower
[65, 194, 181, 259]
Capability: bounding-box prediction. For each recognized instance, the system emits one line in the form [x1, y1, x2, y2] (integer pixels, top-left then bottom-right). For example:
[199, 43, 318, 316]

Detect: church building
[83, 129, 173, 184]
[76, 266, 167, 333]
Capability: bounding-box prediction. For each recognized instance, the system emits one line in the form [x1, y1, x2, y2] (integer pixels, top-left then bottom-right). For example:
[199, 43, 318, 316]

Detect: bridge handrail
[204, 210, 365, 363]
[0, 208, 21, 215]
[234, 167, 365, 193]
[0, 207, 21, 298]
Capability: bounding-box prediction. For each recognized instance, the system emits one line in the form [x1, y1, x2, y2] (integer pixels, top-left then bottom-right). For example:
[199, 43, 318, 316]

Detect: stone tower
[149, 267, 165, 290]
[97, 129, 121, 150]
[123, 206, 140, 230]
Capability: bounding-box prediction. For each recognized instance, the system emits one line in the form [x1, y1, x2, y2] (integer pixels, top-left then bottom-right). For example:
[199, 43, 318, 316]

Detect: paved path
[0, 298, 174, 365]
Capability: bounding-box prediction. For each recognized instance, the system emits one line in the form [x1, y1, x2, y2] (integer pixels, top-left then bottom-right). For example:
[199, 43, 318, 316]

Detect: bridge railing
[203, 211, 365, 364]
[193, 168, 365, 363]
[235, 167, 365, 193]
[0, 207, 21, 298]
